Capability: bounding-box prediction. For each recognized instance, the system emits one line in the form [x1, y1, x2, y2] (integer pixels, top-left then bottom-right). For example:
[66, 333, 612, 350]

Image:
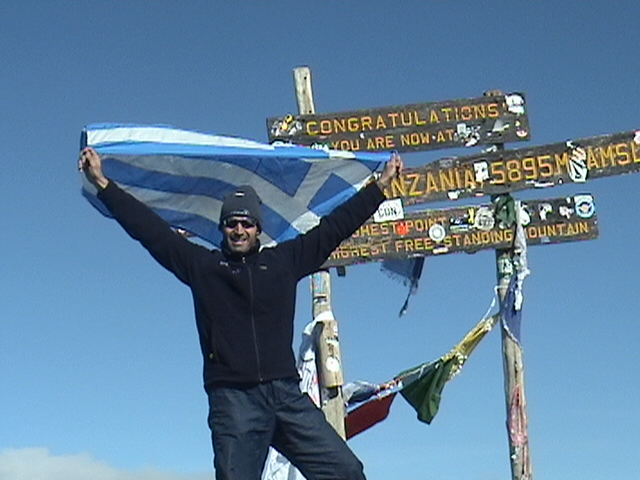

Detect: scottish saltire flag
[80, 123, 388, 247]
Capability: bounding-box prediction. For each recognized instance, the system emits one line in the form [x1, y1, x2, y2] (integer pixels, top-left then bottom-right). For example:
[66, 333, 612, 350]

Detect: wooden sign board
[388, 130, 640, 206]
[267, 93, 530, 153]
[323, 194, 598, 268]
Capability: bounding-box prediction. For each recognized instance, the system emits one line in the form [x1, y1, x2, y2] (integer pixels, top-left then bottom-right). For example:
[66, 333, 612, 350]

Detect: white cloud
[0, 448, 211, 480]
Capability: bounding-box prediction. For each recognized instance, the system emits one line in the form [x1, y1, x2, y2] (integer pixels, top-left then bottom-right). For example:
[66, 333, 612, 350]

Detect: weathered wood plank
[267, 93, 530, 152]
[387, 130, 640, 205]
[323, 194, 598, 267]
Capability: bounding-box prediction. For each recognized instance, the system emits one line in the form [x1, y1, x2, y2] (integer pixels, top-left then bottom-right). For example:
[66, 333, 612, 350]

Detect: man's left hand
[376, 152, 403, 190]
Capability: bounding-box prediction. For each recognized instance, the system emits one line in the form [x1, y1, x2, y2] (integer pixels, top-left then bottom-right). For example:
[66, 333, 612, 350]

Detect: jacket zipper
[245, 257, 263, 382]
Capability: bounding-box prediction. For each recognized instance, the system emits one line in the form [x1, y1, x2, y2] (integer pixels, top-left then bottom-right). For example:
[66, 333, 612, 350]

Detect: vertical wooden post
[486, 87, 533, 479]
[496, 250, 533, 480]
[293, 66, 347, 439]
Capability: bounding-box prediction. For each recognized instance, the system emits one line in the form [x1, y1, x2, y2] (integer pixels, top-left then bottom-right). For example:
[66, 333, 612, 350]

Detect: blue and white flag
[80, 123, 388, 247]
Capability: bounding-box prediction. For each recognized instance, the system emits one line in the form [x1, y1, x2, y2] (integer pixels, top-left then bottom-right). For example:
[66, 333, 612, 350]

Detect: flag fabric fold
[80, 123, 387, 247]
[380, 257, 426, 316]
[398, 312, 497, 424]
[499, 199, 530, 344]
[344, 311, 499, 438]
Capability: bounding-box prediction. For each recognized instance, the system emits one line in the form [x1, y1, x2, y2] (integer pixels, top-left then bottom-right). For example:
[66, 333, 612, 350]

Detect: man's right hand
[79, 147, 109, 190]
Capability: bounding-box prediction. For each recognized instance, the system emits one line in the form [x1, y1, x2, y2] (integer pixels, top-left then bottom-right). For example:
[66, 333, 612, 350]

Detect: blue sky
[1, 2, 639, 479]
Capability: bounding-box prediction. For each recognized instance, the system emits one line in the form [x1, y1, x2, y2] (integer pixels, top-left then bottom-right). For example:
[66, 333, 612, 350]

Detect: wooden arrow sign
[387, 130, 640, 206]
[323, 194, 598, 268]
[267, 93, 530, 153]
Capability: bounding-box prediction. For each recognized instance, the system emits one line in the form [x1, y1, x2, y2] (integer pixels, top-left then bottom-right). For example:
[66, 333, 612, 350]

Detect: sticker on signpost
[474, 206, 495, 231]
[428, 223, 447, 243]
[567, 142, 588, 183]
[373, 198, 404, 223]
[574, 194, 595, 218]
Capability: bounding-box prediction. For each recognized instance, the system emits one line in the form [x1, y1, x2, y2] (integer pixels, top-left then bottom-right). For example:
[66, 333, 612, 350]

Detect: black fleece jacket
[97, 180, 385, 390]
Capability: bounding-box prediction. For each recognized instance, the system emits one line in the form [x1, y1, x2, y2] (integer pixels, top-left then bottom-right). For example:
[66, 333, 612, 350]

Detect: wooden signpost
[292, 67, 347, 439]
[268, 93, 530, 153]
[386, 130, 640, 205]
[273, 66, 638, 480]
[324, 194, 599, 268]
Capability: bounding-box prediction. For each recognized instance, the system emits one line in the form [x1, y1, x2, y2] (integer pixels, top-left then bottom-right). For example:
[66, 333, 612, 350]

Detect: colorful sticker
[396, 222, 409, 236]
[491, 118, 507, 134]
[270, 114, 303, 138]
[566, 142, 588, 183]
[450, 213, 472, 233]
[374, 198, 404, 223]
[517, 203, 531, 226]
[505, 94, 526, 115]
[574, 194, 595, 219]
[456, 123, 480, 146]
[326, 356, 341, 373]
[538, 203, 553, 222]
[474, 161, 490, 183]
[474, 206, 495, 231]
[559, 204, 574, 220]
[515, 119, 528, 138]
[428, 223, 447, 243]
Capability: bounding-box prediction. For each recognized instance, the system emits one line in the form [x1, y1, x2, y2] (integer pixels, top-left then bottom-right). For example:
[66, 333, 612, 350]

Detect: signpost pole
[497, 248, 533, 480]
[486, 88, 533, 480]
[293, 66, 347, 438]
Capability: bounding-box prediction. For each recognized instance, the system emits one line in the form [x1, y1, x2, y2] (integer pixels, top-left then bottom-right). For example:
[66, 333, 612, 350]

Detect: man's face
[222, 216, 260, 254]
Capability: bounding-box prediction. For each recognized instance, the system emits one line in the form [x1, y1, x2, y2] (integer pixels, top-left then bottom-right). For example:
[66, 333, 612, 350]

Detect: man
[79, 146, 403, 480]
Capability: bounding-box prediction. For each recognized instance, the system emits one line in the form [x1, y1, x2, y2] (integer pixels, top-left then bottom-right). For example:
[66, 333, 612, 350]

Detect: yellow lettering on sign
[306, 121, 318, 135]
[400, 112, 414, 127]
[522, 157, 537, 180]
[464, 167, 476, 189]
[425, 172, 439, 193]
[579, 221, 589, 234]
[537, 154, 553, 177]
[330, 139, 361, 151]
[491, 161, 506, 184]
[554, 152, 568, 176]
[616, 142, 631, 165]
[400, 132, 431, 147]
[332, 119, 347, 134]
[597, 145, 615, 168]
[389, 176, 407, 198]
[438, 168, 456, 190]
[556, 224, 567, 236]
[320, 120, 332, 135]
[385, 135, 395, 148]
[375, 116, 387, 129]
[441, 107, 453, 122]
[487, 103, 500, 118]
[407, 172, 424, 196]
[460, 106, 473, 121]
[430, 110, 440, 123]
[587, 147, 600, 170]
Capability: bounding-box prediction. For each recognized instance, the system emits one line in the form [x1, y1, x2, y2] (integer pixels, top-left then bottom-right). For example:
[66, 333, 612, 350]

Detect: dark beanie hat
[219, 185, 263, 228]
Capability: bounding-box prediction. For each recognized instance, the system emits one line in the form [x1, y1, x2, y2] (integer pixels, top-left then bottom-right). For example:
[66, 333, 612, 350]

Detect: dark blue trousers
[207, 379, 366, 480]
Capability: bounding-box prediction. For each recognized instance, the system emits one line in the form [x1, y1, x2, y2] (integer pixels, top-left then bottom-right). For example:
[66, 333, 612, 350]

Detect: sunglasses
[222, 217, 258, 229]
